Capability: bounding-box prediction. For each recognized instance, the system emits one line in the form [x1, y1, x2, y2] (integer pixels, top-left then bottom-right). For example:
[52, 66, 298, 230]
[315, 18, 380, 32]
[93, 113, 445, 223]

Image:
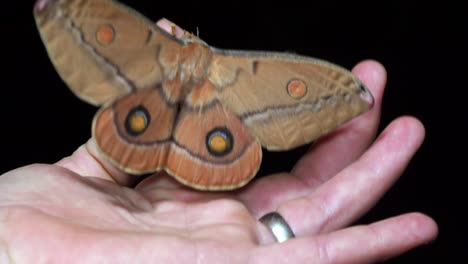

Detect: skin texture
[0, 20, 437, 263]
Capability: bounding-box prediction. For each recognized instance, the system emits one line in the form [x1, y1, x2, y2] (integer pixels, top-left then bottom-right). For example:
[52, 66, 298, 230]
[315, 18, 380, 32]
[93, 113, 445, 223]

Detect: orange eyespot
[206, 127, 233, 157]
[129, 115, 146, 132]
[287, 79, 307, 99]
[96, 25, 115, 45]
[209, 135, 228, 152]
[125, 106, 150, 136]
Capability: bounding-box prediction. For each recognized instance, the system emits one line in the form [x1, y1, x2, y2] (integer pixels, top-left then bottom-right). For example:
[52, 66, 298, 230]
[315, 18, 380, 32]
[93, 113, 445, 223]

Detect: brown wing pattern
[166, 102, 262, 190]
[93, 87, 176, 174]
[208, 51, 374, 150]
[34, 0, 183, 105]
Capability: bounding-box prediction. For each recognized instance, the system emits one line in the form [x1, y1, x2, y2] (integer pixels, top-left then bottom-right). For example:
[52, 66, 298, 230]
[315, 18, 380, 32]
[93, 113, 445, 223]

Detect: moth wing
[34, 0, 183, 105]
[166, 103, 262, 191]
[208, 50, 374, 150]
[92, 87, 176, 174]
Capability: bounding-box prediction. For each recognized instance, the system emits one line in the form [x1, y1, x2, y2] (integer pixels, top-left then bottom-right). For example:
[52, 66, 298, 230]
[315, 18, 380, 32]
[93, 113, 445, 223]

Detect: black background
[2, 1, 466, 262]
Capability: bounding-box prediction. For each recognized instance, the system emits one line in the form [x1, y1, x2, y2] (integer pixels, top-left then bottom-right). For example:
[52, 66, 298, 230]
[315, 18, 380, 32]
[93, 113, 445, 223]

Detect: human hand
[0, 21, 437, 264]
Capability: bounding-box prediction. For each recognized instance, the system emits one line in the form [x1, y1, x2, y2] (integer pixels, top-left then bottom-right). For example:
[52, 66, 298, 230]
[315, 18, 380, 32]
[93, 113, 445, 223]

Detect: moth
[34, 0, 374, 190]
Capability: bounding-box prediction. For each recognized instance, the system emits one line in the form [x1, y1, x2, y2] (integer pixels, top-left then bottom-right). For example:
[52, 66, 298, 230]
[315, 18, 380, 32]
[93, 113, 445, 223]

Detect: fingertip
[396, 116, 426, 140]
[353, 59, 387, 84]
[352, 60, 387, 106]
[156, 18, 172, 30]
[379, 116, 426, 151]
[55, 139, 134, 186]
[406, 212, 439, 243]
[156, 18, 185, 37]
[85, 138, 135, 185]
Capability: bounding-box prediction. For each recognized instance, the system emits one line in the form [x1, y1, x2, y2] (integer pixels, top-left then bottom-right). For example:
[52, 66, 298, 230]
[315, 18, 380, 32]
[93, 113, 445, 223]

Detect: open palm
[0, 53, 436, 263]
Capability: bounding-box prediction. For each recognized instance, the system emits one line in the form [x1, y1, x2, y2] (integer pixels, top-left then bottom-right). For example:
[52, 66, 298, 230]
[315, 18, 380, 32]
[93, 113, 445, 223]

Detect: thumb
[55, 138, 136, 186]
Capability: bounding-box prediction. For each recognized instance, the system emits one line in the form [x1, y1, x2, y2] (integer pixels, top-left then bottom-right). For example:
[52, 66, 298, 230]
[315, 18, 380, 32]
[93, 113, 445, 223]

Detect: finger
[55, 139, 135, 186]
[276, 116, 426, 235]
[253, 213, 437, 264]
[156, 18, 185, 37]
[134, 171, 233, 203]
[293, 60, 386, 186]
[239, 60, 386, 213]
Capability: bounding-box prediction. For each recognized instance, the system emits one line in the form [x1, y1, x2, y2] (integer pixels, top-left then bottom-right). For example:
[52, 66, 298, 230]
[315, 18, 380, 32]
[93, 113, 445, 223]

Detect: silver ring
[259, 212, 295, 243]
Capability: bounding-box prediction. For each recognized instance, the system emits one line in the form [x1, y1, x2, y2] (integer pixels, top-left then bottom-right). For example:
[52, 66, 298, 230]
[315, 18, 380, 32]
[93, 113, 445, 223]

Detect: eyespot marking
[287, 79, 307, 99]
[96, 25, 116, 45]
[206, 127, 233, 157]
[125, 106, 150, 136]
